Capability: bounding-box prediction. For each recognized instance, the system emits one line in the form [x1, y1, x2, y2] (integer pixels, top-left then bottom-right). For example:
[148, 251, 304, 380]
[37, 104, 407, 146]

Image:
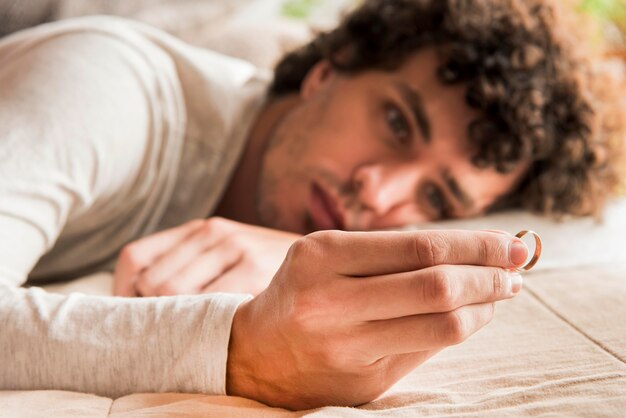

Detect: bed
[2, 200, 625, 417]
[1, 1, 625, 416]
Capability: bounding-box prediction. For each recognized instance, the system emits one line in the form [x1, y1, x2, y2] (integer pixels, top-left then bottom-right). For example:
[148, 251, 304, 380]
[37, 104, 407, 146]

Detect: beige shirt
[0, 16, 269, 397]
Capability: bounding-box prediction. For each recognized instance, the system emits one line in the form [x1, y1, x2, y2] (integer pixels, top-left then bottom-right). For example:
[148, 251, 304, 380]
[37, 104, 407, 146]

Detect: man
[0, 0, 623, 411]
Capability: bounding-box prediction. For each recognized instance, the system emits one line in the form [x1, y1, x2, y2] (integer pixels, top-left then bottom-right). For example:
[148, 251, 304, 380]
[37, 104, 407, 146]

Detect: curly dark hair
[270, 0, 626, 218]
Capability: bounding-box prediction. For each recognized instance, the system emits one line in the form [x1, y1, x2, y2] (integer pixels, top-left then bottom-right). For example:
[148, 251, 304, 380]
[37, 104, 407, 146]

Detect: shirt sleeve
[0, 27, 251, 397]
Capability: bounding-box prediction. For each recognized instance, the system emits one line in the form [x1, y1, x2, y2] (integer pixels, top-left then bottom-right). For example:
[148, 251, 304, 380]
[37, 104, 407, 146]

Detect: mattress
[2, 202, 626, 417]
[2, 265, 625, 417]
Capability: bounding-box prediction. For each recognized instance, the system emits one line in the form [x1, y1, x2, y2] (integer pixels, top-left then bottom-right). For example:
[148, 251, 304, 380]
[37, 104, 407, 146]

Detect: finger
[113, 260, 139, 297]
[201, 264, 268, 296]
[361, 303, 496, 359]
[114, 220, 206, 296]
[127, 219, 206, 267]
[135, 226, 225, 296]
[154, 242, 243, 296]
[305, 229, 528, 276]
[345, 265, 522, 321]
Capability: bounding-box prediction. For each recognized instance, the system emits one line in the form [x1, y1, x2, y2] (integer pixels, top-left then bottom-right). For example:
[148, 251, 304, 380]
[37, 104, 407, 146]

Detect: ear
[301, 60, 336, 99]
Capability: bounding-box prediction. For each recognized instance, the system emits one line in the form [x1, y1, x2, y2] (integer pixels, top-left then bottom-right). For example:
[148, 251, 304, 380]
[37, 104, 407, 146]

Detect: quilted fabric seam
[523, 286, 626, 366]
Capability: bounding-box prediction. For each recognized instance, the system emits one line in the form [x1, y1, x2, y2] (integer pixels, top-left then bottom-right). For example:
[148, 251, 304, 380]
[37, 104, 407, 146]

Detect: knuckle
[426, 268, 456, 310]
[478, 236, 491, 263]
[283, 239, 325, 288]
[119, 244, 142, 270]
[497, 242, 511, 265]
[211, 216, 232, 227]
[415, 232, 447, 266]
[287, 237, 308, 256]
[441, 310, 469, 345]
[491, 269, 505, 295]
[156, 281, 183, 296]
[414, 235, 434, 266]
[203, 216, 230, 232]
[287, 235, 324, 261]
[226, 233, 245, 248]
[307, 230, 343, 249]
[480, 233, 508, 265]
[200, 220, 217, 234]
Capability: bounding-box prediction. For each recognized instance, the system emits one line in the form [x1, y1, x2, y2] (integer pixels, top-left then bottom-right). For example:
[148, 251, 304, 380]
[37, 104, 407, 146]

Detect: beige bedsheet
[2, 263, 625, 417]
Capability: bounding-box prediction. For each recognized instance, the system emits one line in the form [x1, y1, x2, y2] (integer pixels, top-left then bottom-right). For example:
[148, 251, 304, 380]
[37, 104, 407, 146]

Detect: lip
[310, 182, 345, 230]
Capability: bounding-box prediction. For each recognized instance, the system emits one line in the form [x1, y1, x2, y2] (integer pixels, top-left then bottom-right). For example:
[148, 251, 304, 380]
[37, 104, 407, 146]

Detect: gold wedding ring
[515, 230, 542, 272]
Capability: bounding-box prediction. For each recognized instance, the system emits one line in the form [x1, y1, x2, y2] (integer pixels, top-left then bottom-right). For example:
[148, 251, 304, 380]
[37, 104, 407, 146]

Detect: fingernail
[507, 271, 523, 295]
[509, 240, 528, 267]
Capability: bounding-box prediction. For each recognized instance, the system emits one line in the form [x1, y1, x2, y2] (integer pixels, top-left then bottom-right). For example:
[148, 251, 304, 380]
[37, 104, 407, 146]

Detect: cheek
[305, 118, 392, 179]
[313, 93, 382, 147]
[266, 91, 391, 194]
[256, 154, 311, 231]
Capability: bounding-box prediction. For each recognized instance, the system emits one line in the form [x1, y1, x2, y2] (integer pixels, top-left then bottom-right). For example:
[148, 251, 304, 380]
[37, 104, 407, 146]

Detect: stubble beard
[254, 105, 312, 233]
[253, 93, 369, 233]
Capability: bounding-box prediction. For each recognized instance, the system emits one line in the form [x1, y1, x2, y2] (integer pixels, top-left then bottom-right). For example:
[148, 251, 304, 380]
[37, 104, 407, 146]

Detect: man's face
[256, 49, 527, 234]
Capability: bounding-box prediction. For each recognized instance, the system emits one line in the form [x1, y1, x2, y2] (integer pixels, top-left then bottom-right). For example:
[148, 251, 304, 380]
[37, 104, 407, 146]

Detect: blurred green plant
[578, 0, 626, 50]
[281, 0, 361, 21]
[281, 0, 625, 45]
[282, 0, 322, 20]
[579, 0, 626, 29]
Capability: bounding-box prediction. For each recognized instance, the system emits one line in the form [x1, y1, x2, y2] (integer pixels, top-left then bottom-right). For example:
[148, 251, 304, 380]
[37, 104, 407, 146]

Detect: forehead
[355, 48, 449, 90]
[394, 48, 444, 80]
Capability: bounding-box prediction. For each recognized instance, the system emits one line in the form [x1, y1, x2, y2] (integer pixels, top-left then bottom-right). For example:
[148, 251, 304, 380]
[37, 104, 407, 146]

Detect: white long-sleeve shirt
[0, 16, 269, 397]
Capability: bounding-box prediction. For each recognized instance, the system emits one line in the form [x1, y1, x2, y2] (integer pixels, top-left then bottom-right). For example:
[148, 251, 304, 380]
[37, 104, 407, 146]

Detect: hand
[113, 217, 301, 297]
[226, 229, 528, 410]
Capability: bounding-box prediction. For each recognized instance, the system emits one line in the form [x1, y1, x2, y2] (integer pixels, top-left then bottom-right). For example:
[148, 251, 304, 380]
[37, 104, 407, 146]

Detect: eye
[385, 103, 411, 145]
[424, 182, 451, 220]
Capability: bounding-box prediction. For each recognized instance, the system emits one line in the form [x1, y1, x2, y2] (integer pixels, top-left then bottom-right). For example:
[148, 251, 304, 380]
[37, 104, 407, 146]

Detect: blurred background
[1, 0, 624, 64]
[0, 0, 352, 69]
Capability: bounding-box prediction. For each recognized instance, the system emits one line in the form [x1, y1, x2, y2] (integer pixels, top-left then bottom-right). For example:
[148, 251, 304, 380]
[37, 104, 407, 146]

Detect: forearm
[0, 281, 251, 397]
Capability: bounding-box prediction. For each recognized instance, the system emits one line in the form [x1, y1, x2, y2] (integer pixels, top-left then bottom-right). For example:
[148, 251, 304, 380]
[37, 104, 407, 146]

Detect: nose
[352, 163, 416, 216]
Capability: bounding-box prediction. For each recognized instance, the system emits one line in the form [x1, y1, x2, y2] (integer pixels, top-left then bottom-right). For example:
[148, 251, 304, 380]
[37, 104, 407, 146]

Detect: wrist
[226, 300, 260, 399]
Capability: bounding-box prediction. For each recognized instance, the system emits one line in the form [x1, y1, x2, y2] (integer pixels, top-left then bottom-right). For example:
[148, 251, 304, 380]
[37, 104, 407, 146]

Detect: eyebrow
[443, 169, 475, 211]
[395, 82, 432, 143]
